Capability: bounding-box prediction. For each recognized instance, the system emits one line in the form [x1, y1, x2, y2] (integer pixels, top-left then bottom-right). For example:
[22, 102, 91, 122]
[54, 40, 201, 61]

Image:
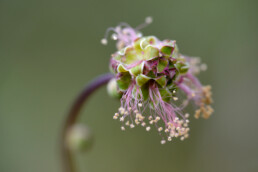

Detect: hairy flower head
[103, 17, 213, 144]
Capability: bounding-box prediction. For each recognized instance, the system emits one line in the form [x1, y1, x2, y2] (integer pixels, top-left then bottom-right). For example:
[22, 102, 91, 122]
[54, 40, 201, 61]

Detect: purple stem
[61, 73, 114, 172]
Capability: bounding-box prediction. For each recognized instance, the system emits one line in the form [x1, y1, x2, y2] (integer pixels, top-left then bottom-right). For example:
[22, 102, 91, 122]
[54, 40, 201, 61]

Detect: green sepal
[157, 59, 168, 73]
[117, 64, 128, 73]
[116, 73, 132, 91]
[147, 71, 156, 78]
[113, 53, 122, 61]
[168, 61, 175, 69]
[161, 46, 174, 55]
[136, 74, 151, 87]
[124, 47, 139, 65]
[143, 46, 159, 60]
[159, 88, 172, 102]
[129, 62, 144, 76]
[133, 38, 143, 53]
[155, 76, 166, 87]
[167, 79, 176, 90]
[172, 44, 180, 59]
[175, 62, 189, 74]
[140, 83, 149, 101]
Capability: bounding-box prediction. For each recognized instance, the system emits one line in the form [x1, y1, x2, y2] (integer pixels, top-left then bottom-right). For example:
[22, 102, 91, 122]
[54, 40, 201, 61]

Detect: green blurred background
[1, 0, 258, 171]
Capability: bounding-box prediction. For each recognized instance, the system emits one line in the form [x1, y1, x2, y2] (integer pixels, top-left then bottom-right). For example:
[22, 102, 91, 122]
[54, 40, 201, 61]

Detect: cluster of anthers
[103, 17, 214, 144]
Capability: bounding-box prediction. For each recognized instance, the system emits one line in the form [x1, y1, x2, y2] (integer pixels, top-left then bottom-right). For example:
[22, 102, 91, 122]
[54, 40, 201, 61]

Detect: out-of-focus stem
[61, 73, 114, 172]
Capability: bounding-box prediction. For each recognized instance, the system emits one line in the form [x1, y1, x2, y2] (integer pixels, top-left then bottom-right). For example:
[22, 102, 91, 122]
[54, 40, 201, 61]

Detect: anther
[101, 38, 108, 45]
[145, 16, 153, 24]
[111, 34, 118, 40]
[120, 117, 124, 121]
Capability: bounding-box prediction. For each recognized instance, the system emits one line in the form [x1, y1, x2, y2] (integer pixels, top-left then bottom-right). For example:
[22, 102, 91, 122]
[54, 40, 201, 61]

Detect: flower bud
[66, 124, 93, 152]
[107, 78, 122, 99]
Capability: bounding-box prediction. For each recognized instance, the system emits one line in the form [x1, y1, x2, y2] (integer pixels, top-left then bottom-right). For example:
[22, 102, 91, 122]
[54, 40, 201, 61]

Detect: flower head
[103, 17, 213, 144]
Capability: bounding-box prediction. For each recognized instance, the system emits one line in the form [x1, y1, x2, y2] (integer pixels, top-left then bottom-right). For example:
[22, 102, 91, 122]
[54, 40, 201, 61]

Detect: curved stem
[61, 73, 114, 172]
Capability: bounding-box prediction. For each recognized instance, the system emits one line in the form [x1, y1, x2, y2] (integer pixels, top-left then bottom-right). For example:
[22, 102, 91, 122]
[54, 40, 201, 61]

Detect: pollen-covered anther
[135, 119, 140, 125]
[165, 129, 169, 133]
[173, 97, 178, 101]
[120, 117, 124, 121]
[130, 124, 135, 128]
[154, 116, 160, 123]
[180, 136, 185, 141]
[138, 103, 143, 107]
[149, 120, 154, 124]
[168, 137, 172, 141]
[158, 127, 163, 132]
[145, 16, 153, 24]
[125, 121, 130, 126]
[113, 115, 118, 120]
[183, 123, 188, 127]
[111, 33, 118, 40]
[101, 38, 108, 45]
[146, 126, 151, 131]
[185, 113, 190, 118]
[141, 122, 146, 127]
[121, 126, 125, 131]
[191, 92, 196, 97]
[119, 107, 125, 114]
[148, 116, 153, 120]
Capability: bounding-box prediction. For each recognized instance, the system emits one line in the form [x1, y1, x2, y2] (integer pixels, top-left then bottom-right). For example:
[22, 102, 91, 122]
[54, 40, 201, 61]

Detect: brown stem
[61, 73, 114, 172]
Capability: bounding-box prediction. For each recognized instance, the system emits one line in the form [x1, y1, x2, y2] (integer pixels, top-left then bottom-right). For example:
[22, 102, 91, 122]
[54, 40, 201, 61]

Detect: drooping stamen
[135, 16, 153, 30]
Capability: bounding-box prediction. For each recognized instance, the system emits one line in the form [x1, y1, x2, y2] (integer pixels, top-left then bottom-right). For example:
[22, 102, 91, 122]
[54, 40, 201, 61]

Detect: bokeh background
[1, 0, 258, 172]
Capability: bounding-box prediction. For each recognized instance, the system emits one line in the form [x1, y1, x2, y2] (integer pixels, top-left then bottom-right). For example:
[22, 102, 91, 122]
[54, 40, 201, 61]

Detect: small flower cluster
[103, 17, 213, 144]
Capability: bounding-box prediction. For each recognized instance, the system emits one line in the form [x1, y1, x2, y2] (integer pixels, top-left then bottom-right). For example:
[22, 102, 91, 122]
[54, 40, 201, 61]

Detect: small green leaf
[136, 74, 151, 87]
[157, 59, 168, 73]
